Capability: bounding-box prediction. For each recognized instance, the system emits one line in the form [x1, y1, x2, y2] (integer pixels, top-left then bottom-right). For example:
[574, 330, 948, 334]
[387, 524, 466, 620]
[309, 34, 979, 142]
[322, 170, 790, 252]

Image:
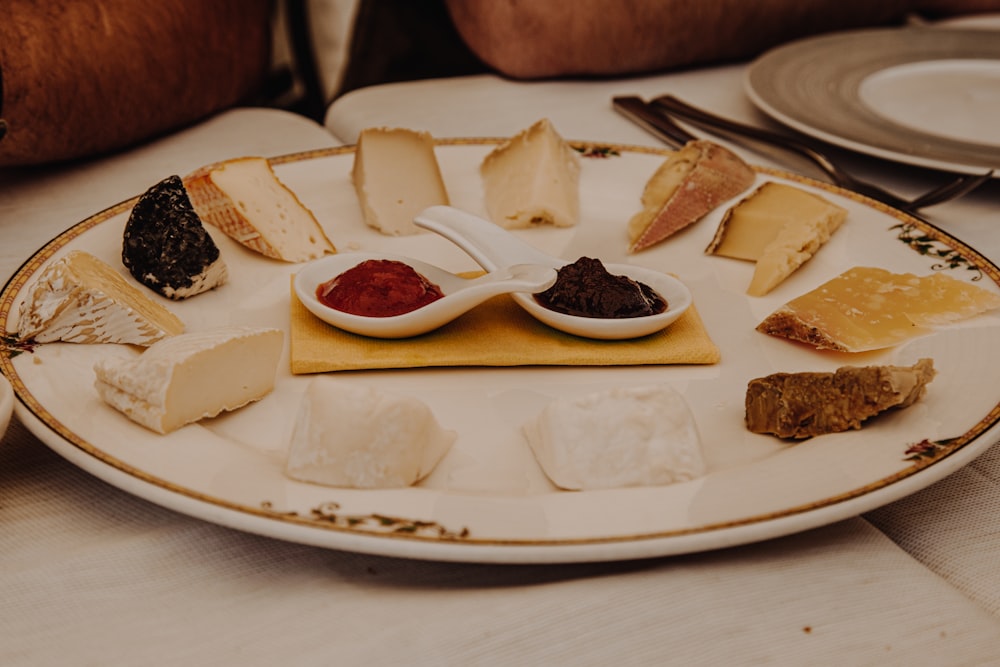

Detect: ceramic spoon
[294, 252, 558, 338]
[413, 206, 692, 340]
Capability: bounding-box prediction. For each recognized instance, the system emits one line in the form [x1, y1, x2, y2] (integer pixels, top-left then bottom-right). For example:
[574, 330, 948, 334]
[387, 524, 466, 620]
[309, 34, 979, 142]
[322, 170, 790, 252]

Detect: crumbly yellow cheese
[757, 266, 1000, 352]
[706, 182, 846, 296]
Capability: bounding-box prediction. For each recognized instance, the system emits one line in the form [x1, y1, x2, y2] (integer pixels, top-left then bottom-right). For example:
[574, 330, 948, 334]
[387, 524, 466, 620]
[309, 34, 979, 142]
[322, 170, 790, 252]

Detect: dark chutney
[535, 257, 667, 319]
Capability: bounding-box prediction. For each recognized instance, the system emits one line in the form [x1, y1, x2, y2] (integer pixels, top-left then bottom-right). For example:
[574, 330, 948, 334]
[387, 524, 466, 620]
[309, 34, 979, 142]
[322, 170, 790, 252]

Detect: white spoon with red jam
[414, 206, 692, 340]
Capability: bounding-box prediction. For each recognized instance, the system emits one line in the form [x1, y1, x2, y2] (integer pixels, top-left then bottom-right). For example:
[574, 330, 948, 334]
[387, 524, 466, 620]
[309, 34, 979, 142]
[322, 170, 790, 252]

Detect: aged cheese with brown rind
[757, 267, 1000, 352]
[745, 358, 935, 439]
[705, 182, 846, 296]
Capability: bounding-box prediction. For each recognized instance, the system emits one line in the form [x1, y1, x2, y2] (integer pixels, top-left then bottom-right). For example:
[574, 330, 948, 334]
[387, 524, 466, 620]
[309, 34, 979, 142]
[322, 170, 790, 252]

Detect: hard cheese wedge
[94, 326, 282, 434]
[757, 266, 1000, 352]
[185, 157, 335, 262]
[705, 182, 846, 296]
[352, 127, 450, 235]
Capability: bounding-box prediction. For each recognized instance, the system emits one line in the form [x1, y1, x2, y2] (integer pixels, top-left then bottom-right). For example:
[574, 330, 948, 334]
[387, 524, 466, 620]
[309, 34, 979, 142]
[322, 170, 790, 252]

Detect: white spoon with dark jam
[414, 206, 692, 340]
[294, 252, 558, 338]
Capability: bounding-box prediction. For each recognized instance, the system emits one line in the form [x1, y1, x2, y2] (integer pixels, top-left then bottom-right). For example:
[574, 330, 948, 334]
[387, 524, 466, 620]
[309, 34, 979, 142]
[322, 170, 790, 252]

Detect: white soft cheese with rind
[285, 378, 456, 489]
[93, 326, 283, 434]
[524, 385, 705, 490]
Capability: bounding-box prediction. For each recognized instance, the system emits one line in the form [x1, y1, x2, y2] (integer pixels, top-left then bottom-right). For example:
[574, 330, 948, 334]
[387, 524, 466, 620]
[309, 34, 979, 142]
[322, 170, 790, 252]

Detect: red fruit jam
[316, 259, 445, 317]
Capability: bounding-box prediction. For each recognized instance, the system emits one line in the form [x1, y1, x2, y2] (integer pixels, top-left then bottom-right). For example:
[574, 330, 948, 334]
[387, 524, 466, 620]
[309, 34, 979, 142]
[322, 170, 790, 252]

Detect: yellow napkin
[290, 278, 720, 373]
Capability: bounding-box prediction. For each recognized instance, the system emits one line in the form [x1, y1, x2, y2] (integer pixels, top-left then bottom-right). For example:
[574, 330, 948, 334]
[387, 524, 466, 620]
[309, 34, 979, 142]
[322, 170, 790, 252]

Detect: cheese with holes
[757, 267, 1000, 352]
[705, 182, 846, 296]
[285, 378, 455, 488]
[185, 157, 335, 262]
[94, 326, 282, 434]
[16, 250, 184, 345]
[627, 140, 755, 253]
[523, 385, 705, 491]
[123, 175, 228, 300]
[351, 127, 450, 235]
[480, 118, 580, 229]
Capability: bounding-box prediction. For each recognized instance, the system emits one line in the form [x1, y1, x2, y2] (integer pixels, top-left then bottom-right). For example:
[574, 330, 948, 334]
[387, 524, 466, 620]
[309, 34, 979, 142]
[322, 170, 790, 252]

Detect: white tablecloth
[3, 69, 1000, 664]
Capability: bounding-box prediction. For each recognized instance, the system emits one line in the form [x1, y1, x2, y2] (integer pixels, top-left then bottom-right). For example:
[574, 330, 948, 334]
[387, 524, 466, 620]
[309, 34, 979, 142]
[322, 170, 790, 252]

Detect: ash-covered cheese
[351, 127, 450, 235]
[16, 250, 184, 345]
[93, 326, 283, 434]
[285, 378, 455, 489]
[185, 157, 335, 262]
[523, 385, 705, 491]
[480, 118, 580, 229]
[123, 175, 228, 299]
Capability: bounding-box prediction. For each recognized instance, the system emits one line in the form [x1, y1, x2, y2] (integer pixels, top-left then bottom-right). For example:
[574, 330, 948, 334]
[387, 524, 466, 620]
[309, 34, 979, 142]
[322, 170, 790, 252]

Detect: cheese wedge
[523, 385, 705, 491]
[705, 182, 846, 296]
[285, 378, 456, 489]
[627, 140, 755, 253]
[746, 359, 935, 439]
[185, 157, 335, 262]
[480, 118, 580, 229]
[16, 250, 184, 345]
[94, 326, 283, 434]
[351, 127, 450, 235]
[757, 266, 1000, 352]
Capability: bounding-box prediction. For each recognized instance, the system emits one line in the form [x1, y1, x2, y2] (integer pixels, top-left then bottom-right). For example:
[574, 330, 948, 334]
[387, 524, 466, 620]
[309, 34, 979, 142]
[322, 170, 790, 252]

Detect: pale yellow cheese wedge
[706, 182, 847, 296]
[757, 266, 1000, 352]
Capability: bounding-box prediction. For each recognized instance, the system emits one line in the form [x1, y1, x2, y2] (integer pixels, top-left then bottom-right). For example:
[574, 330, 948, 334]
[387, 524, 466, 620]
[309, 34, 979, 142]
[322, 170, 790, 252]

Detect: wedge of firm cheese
[757, 266, 1000, 352]
[94, 326, 283, 434]
[627, 140, 755, 253]
[480, 118, 580, 229]
[285, 378, 456, 489]
[705, 182, 846, 296]
[351, 127, 450, 235]
[16, 250, 184, 345]
[185, 157, 335, 262]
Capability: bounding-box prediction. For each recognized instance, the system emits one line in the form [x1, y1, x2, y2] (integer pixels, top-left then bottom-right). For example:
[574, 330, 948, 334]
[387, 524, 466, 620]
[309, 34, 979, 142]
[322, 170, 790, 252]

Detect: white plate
[745, 27, 1000, 174]
[3, 141, 1000, 564]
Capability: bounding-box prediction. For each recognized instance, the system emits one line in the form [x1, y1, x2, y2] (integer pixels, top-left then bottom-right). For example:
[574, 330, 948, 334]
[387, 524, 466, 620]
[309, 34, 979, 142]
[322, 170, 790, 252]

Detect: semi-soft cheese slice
[480, 118, 580, 229]
[757, 266, 1000, 352]
[705, 182, 847, 296]
[94, 326, 282, 434]
[351, 127, 450, 235]
[16, 250, 185, 345]
[185, 157, 335, 262]
[285, 378, 455, 489]
[523, 385, 705, 491]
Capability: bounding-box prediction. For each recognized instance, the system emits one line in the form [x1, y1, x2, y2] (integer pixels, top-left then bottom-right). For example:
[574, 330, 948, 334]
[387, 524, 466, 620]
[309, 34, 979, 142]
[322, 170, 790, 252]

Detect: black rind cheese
[123, 175, 227, 299]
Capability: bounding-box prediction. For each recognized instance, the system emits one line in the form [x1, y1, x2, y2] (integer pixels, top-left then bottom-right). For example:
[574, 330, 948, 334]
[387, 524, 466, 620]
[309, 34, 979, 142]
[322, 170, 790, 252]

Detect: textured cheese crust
[351, 127, 450, 235]
[523, 385, 705, 491]
[16, 250, 184, 345]
[757, 267, 1000, 352]
[185, 157, 335, 262]
[627, 140, 755, 253]
[285, 378, 456, 488]
[94, 326, 282, 434]
[706, 182, 847, 296]
[480, 118, 580, 229]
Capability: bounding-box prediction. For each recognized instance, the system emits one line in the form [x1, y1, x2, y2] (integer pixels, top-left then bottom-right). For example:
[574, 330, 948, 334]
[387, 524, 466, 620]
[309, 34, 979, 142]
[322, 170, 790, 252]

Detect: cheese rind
[758, 267, 1000, 352]
[523, 385, 705, 491]
[480, 118, 580, 229]
[705, 182, 847, 296]
[351, 127, 450, 235]
[16, 250, 184, 345]
[93, 326, 283, 434]
[185, 157, 335, 262]
[285, 378, 455, 488]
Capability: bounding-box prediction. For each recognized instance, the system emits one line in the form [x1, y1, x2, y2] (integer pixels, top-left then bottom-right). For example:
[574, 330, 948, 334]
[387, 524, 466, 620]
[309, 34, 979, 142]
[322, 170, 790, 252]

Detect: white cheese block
[93, 326, 283, 434]
[16, 250, 185, 345]
[706, 182, 846, 296]
[285, 378, 456, 489]
[351, 127, 450, 235]
[185, 157, 335, 262]
[523, 385, 705, 491]
[480, 118, 580, 229]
